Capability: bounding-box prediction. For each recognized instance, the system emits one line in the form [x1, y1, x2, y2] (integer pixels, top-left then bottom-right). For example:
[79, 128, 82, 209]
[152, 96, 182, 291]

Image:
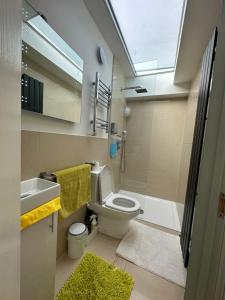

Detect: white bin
[68, 223, 88, 259]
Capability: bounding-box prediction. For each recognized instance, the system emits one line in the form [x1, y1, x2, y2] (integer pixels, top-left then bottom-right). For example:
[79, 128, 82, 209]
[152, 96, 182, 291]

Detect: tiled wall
[177, 71, 200, 203]
[21, 130, 108, 257]
[120, 98, 188, 202]
[109, 59, 126, 191]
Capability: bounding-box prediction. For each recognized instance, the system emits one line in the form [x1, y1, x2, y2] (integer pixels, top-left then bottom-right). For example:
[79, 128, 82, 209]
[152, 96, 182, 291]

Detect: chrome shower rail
[91, 72, 111, 136]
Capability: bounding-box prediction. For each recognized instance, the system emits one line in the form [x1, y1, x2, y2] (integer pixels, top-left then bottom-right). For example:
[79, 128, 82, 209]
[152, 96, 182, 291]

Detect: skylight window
[109, 0, 184, 75]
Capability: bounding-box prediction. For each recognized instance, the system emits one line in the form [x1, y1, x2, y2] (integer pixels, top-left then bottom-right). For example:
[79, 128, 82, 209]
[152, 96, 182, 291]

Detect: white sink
[21, 178, 60, 215]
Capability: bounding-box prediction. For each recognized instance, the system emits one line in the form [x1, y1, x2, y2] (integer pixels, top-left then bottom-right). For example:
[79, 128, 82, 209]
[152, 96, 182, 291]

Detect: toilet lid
[69, 223, 86, 236]
[99, 165, 114, 201]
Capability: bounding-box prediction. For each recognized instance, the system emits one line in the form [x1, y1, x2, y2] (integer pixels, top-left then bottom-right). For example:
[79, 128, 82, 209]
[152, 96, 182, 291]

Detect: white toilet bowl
[88, 165, 141, 239]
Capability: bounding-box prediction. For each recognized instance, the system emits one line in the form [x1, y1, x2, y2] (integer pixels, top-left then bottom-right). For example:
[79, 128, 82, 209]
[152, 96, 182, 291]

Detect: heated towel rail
[91, 72, 112, 136]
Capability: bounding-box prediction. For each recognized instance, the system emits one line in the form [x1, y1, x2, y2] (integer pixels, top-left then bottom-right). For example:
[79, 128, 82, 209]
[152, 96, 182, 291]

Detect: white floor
[120, 190, 184, 232]
[116, 221, 187, 287]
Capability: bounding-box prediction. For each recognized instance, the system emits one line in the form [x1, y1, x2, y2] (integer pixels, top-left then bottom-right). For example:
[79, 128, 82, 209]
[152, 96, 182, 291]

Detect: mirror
[22, 0, 83, 123]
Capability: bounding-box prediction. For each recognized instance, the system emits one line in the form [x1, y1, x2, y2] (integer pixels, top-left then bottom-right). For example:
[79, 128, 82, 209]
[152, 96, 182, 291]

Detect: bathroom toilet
[88, 165, 141, 239]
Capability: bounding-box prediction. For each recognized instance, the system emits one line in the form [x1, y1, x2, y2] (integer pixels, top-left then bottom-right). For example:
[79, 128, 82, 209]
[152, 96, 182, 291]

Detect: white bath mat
[116, 221, 186, 287]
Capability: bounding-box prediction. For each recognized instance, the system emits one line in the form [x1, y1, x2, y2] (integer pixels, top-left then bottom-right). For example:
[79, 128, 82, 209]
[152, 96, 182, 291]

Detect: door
[180, 28, 218, 267]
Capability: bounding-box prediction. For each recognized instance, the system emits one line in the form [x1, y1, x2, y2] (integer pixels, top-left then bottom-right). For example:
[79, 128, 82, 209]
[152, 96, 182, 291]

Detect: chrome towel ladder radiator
[91, 72, 112, 136]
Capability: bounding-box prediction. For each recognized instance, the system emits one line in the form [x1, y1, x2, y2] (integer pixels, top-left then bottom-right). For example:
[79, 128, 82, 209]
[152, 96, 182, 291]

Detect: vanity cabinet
[21, 212, 58, 300]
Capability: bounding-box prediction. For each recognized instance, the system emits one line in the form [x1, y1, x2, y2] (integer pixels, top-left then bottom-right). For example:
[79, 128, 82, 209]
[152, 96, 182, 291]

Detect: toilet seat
[105, 193, 140, 213]
[98, 166, 141, 213]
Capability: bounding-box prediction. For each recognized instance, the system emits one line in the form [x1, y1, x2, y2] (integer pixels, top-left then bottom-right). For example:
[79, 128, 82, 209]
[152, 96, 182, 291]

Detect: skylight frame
[106, 0, 186, 77]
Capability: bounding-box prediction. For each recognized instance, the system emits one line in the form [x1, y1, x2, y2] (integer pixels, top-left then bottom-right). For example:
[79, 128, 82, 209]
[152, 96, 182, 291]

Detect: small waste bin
[68, 223, 88, 259]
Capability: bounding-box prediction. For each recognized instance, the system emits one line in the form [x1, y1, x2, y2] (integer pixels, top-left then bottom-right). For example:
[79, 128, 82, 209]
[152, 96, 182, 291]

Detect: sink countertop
[20, 178, 60, 215]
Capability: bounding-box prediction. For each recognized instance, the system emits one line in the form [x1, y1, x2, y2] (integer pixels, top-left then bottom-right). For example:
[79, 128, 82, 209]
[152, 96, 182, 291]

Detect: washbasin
[21, 178, 60, 214]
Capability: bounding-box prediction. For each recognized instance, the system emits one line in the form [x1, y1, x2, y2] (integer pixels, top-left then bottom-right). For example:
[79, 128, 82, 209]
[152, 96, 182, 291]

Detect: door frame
[180, 27, 217, 268]
[0, 0, 21, 299]
[212, 200, 225, 300]
[184, 1, 225, 299]
[205, 86, 225, 300]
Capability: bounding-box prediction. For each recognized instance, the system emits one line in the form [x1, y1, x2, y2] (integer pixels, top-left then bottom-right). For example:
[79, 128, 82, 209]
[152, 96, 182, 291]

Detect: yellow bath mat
[56, 252, 134, 300]
[53, 164, 91, 219]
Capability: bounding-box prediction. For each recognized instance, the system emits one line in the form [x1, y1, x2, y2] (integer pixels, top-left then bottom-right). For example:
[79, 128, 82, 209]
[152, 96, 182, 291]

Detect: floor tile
[55, 254, 81, 295]
[126, 262, 184, 300]
[114, 256, 127, 269]
[86, 232, 120, 263]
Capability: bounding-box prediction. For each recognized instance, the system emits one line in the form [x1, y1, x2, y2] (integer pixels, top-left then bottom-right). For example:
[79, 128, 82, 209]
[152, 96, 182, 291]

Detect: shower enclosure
[110, 59, 196, 233]
[118, 99, 186, 232]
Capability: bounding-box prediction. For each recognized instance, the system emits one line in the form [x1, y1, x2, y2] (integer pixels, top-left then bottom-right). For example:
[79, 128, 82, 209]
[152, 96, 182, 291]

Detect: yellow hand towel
[21, 197, 61, 231]
[53, 164, 91, 219]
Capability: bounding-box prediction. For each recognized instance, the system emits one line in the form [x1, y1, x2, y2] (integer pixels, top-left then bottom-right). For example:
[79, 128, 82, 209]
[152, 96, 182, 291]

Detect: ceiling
[174, 0, 221, 83]
[84, 0, 135, 77]
[84, 0, 222, 83]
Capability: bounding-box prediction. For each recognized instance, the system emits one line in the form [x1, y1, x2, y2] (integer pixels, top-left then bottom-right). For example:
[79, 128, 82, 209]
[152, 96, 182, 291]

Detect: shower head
[135, 87, 148, 93]
[120, 85, 148, 94]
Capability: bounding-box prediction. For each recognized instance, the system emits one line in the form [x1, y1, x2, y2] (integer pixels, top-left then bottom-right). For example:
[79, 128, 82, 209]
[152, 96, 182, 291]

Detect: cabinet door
[21, 213, 58, 300]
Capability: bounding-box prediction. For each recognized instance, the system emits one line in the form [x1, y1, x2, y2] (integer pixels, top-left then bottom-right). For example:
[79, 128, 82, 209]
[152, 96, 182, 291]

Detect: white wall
[0, 0, 21, 299]
[124, 71, 190, 100]
[22, 0, 113, 137]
